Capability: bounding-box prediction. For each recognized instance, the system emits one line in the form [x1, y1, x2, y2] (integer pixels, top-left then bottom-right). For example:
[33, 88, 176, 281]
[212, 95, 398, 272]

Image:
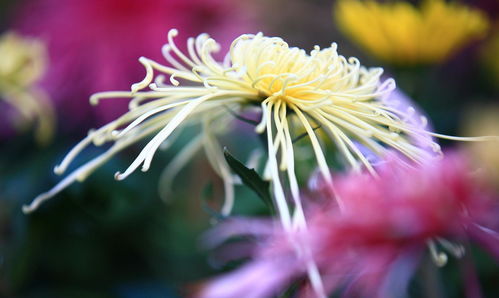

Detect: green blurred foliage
[0, 135, 207, 297]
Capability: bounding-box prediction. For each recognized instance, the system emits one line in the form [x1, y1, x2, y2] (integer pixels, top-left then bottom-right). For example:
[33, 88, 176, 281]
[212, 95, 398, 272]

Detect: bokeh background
[0, 0, 498, 297]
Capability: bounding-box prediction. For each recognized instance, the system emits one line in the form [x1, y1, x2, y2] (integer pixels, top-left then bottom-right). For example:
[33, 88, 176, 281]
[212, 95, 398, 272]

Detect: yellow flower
[0, 32, 54, 143]
[25, 29, 491, 226]
[335, 0, 490, 65]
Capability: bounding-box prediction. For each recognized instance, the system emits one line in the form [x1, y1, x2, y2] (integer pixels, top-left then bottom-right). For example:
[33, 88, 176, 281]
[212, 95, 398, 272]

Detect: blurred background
[0, 0, 498, 297]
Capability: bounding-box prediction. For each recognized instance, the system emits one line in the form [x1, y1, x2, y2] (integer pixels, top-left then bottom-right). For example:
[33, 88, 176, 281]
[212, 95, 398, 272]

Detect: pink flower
[199, 153, 499, 298]
[13, 0, 254, 129]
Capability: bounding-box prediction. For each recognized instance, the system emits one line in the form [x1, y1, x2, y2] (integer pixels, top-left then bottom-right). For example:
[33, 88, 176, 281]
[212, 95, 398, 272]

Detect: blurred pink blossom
[14, 0, 254, 129]
[200, 153, 499, 298]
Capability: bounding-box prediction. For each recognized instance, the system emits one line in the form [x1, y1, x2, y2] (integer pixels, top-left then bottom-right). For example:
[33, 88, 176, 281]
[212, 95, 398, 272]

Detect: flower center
[229, 33, 381, 106]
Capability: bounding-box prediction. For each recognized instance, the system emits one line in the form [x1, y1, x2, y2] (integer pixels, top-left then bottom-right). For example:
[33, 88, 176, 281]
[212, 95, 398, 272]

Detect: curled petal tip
[22, 204, 33, 214]
[114, 171, 124, 181]
[169, 28, 179, 36]
[435, 253, 448, 267]
[169, 75, 180, 86]
[255, 124, 265, 134]
[89, 95, 100, 105]
[54, 165, 63, 175]
[130, 83, 141, 93]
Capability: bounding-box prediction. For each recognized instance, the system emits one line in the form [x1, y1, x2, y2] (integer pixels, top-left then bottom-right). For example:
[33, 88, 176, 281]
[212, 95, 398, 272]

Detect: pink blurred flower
[200, 153, 499, 298]
[13, 0, 254, 129]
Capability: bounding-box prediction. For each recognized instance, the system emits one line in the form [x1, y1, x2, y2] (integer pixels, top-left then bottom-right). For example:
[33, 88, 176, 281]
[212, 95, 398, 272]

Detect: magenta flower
[13, 0, 253, 128]
[200, 153, 499, 298]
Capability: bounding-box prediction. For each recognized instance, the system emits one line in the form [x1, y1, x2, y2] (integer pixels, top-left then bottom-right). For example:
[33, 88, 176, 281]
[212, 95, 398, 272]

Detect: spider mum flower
[335, 0, 490, 65]
[0, 32, 54, 143]
[24, 29, 494, 220]
[200, 153, 499, 298]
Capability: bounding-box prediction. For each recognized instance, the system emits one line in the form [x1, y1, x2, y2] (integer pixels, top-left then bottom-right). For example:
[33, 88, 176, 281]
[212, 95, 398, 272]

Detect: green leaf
[223, 148, 274, 212]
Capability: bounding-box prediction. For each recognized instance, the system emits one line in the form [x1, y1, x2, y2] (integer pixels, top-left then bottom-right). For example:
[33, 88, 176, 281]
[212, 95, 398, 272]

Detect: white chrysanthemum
[25, 29, 482, 220]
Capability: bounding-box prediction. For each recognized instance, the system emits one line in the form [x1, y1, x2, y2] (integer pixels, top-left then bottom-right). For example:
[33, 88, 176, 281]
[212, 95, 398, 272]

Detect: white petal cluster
[25, 29, 444, 219]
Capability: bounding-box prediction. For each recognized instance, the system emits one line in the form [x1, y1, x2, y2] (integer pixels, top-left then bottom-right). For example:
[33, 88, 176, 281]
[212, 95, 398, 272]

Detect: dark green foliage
[223, 148, 274, 213]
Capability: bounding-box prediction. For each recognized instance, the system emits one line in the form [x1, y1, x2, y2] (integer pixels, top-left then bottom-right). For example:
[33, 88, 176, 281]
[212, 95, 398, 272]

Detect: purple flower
[13, 0, 254, 129]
